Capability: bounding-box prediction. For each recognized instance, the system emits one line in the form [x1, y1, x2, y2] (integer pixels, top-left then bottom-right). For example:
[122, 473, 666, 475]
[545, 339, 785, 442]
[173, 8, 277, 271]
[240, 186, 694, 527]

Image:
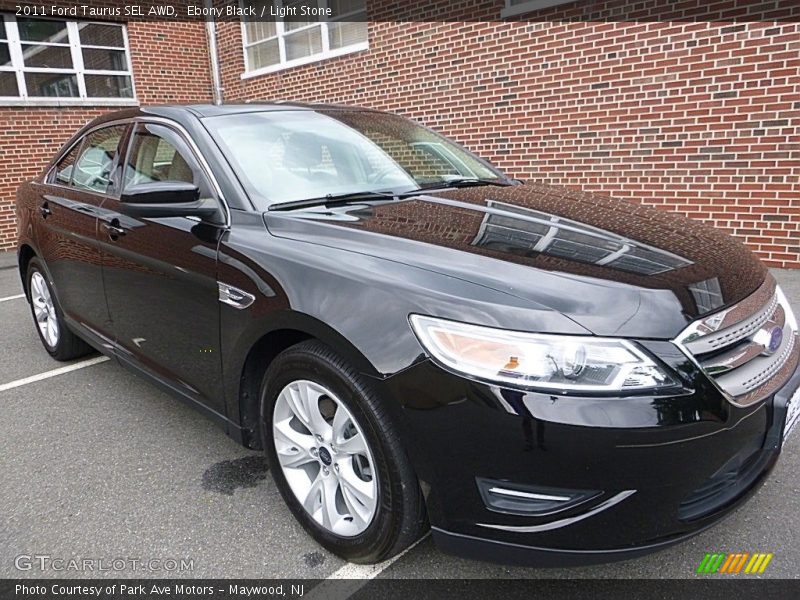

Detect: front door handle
[101, 218, 127, 240]
[39, 202, 51, 218]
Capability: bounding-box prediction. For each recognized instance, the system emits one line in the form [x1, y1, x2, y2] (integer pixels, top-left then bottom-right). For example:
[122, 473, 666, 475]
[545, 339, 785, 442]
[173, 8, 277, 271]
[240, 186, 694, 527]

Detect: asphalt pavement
[0, 250, 798, 581]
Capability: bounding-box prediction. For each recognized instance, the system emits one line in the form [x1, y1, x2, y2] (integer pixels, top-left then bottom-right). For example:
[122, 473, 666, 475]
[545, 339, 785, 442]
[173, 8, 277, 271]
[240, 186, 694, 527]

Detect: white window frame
[501, 0, 578, 19]
[240, 1, 368, 79]
[0, 14, 137, 106]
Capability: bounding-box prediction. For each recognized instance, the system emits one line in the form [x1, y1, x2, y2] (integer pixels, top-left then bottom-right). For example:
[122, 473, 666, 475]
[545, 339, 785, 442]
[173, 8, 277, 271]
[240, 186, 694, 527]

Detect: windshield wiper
[267, 178, 515, 212]
[268, 190, 411, 212]
[422, 178, 515, 191]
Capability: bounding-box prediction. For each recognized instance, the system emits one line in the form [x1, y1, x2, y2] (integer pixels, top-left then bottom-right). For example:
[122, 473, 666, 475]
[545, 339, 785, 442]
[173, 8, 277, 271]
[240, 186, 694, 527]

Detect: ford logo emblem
[767, 326, 783, 355]
[318, 447, 333, 466]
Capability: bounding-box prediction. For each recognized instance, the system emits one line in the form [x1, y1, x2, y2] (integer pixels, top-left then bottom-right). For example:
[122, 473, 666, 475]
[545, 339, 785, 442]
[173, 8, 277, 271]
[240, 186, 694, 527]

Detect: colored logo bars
[696, 552, 774, 574]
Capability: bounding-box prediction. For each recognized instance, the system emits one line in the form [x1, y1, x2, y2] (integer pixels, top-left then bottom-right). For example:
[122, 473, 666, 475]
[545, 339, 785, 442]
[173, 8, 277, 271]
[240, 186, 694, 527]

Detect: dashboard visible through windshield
[202, 109, 506, 208]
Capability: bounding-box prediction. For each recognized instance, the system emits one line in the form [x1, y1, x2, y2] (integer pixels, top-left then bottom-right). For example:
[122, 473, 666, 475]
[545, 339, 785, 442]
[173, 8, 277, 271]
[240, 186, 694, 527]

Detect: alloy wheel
[273, 380, 378, 537]
[30, 271, 59, 348]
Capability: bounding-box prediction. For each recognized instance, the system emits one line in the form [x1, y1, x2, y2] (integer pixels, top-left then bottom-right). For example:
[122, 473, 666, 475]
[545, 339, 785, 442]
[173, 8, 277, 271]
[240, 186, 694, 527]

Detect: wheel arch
[234, 313, 385, 450]
[17, 243, 37, 298]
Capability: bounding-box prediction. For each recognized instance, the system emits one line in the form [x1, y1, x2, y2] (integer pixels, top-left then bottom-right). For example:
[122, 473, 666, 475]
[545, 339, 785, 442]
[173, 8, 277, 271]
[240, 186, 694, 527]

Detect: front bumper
[377, 340, 799, 566]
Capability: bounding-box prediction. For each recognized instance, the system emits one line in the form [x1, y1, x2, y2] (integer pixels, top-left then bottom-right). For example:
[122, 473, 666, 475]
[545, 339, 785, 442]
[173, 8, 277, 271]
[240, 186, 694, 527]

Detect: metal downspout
[204, 1, 224, 105]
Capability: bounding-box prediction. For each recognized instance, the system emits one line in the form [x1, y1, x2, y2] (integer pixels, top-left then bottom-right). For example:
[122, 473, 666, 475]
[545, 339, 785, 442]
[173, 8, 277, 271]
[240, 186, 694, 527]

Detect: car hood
[264, 182, 767, 339]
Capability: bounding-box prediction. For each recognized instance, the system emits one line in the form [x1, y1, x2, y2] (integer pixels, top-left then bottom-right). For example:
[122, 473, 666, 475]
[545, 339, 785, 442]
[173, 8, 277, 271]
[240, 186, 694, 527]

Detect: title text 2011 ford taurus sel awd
[15, 104, 800, 565]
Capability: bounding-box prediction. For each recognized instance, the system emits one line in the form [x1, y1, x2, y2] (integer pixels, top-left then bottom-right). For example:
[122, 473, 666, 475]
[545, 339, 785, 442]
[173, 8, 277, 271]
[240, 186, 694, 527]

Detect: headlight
[409, 315, 678, 393]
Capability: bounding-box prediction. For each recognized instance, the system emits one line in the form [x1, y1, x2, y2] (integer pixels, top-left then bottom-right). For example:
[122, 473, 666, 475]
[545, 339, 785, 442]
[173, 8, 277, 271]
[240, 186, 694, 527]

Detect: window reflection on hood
[688, 277, 725, 313]
[472, 200, 694, 276]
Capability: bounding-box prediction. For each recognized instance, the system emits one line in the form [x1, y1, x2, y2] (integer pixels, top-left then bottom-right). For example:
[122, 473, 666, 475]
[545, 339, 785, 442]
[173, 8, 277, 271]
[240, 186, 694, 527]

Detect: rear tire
[26, 258, 93, 361]
[260, 340, 427, 563]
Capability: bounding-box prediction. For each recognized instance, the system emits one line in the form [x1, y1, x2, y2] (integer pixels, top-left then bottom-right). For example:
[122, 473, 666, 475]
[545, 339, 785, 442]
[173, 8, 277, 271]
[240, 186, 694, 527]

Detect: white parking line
[0, 356, 111, 393]
[305, 532, 431, 600]
[0, 293, 25, 303]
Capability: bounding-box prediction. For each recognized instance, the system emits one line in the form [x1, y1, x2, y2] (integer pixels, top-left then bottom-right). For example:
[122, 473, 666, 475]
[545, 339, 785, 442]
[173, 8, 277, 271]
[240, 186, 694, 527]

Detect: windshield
[203, 109, 507, 208]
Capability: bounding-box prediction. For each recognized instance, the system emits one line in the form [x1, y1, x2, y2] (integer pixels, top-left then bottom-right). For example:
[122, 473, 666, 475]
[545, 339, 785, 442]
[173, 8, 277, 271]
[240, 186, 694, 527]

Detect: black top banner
[1, 0, 799, 22]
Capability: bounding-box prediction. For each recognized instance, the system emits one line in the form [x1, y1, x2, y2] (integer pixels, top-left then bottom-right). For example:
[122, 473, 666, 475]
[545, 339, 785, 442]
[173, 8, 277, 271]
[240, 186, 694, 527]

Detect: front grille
[676, 274, 800, 407]
[693, 293, 779, 353]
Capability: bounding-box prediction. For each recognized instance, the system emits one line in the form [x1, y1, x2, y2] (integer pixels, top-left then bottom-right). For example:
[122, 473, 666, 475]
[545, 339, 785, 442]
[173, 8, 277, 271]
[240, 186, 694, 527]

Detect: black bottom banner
[2, 579, 799, 600]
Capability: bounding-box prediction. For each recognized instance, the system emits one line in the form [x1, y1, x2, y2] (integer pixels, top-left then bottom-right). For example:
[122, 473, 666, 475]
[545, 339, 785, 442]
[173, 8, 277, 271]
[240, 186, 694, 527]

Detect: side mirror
[120, 181, 221, 221]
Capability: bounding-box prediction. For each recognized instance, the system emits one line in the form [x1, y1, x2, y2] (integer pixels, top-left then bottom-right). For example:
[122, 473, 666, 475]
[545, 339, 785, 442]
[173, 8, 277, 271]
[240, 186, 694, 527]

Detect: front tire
[260, 340, 427, 563]
[26, 258, 93, 361]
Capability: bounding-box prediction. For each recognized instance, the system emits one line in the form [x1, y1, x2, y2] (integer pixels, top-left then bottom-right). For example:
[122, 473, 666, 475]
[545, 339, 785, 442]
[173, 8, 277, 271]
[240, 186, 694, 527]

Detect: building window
[241, 1, 367, 77]
[501, 0, 578, 18]
[0, 14, 135, 103]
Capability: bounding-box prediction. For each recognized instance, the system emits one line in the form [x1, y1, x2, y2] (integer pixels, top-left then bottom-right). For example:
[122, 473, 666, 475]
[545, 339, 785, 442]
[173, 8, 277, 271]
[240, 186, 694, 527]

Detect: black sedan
[15, 104, 800, 565]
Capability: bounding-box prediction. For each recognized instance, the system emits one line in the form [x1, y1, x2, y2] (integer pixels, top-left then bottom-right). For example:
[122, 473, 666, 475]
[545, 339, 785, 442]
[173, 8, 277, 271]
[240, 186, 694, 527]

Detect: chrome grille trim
[681, 292, 779, 355]
[729, 332, 795, 394]
[674, 279, 799, 408]
[700, 339, 765, 376]
[698, 304, 786, 375]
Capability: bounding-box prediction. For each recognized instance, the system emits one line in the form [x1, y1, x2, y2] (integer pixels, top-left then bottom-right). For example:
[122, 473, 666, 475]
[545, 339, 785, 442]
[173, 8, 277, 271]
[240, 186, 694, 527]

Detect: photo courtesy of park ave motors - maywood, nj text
[0, 0, 799, 595]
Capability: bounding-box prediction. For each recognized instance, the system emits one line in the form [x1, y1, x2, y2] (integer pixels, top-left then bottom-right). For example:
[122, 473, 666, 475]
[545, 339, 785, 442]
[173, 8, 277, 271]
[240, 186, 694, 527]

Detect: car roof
[86, 102, 381, 129]
[187, 102, 381, 117]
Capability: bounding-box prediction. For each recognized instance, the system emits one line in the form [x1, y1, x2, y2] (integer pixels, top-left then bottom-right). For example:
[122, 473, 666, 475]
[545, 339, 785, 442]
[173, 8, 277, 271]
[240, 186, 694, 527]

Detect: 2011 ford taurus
[15, 104, 800, 566]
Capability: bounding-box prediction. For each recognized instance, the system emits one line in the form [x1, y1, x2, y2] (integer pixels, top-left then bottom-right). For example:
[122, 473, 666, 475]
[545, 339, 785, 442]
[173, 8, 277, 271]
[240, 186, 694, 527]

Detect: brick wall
[0, 20, 212, 251]
[2, 1, 798, 267]
[216, 0, 800, 267]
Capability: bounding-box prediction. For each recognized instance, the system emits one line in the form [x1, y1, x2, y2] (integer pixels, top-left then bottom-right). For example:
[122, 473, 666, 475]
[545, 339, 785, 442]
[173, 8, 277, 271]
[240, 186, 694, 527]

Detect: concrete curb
[0, 250, 17, 271]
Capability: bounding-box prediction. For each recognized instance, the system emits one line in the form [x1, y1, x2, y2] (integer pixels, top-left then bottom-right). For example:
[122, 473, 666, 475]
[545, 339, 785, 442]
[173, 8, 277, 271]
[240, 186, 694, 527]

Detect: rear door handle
[101, 218, 127, 239]
[39, 202, 51, 218]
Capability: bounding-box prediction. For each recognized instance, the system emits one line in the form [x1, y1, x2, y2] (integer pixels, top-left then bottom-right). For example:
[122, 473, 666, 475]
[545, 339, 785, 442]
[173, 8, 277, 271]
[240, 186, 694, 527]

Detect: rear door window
[65, 125, 127, 194]
[52, 142, 83, 186]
